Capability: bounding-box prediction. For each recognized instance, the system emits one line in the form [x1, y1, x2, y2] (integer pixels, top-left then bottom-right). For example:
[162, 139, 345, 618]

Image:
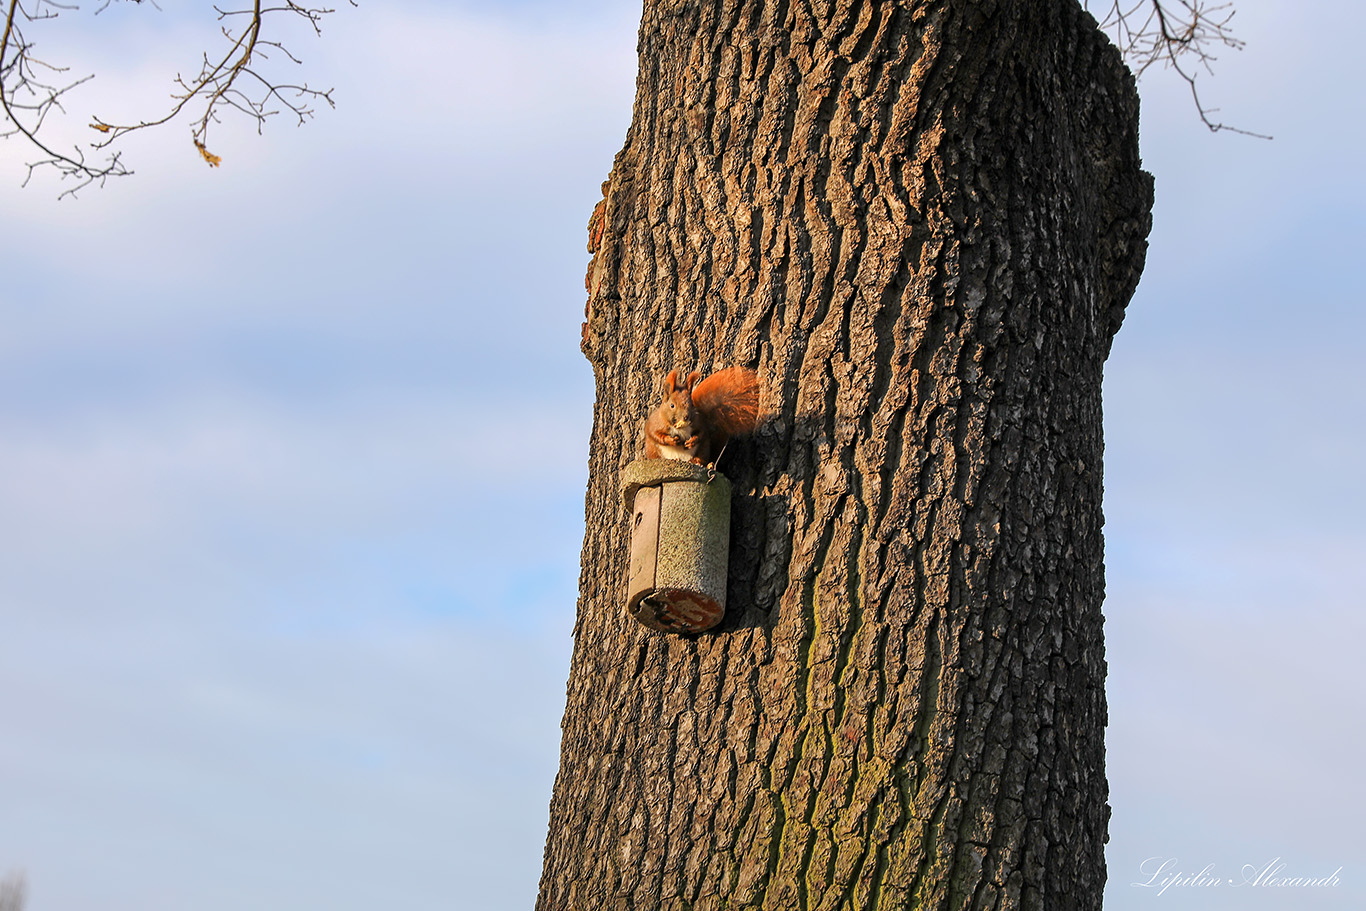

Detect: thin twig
[1085, 0, 1271, 138]
[2, 0, 345, 195]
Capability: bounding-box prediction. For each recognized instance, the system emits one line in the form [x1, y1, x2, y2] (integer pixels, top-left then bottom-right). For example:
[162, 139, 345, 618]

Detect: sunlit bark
[545, 1, 1153, 908]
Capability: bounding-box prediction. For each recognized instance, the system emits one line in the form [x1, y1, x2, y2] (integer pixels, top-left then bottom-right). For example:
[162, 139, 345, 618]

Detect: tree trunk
[543, 0, 1152, 908]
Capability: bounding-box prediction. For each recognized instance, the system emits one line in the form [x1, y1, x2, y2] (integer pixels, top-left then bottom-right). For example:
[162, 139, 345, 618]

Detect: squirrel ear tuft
[686, 371, 702, 390]
[664, 369, 680, 392]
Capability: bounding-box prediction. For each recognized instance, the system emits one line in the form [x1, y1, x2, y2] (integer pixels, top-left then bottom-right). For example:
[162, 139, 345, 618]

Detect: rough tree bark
[543, 0, 1152, 908]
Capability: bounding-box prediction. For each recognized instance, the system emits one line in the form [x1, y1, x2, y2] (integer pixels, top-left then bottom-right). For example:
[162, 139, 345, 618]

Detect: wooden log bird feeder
[621, 459, 731, 633]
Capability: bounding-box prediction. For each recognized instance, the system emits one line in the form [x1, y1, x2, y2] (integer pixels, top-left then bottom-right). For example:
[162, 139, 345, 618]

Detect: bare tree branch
[2, 0, 131, 195]
[87, 2, 339, 165]
[0, 869, 25, 911]
[1085, 0, 1271, 138]
[2, 0, 350, 197]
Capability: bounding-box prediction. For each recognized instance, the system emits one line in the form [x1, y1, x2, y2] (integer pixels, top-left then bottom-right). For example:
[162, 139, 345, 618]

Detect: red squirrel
[643, 366, 761, 466]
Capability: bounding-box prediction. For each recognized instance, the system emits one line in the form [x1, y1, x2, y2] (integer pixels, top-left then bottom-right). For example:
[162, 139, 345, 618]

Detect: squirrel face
[658, 380, 696, 439]
[663, 398, 689, 428]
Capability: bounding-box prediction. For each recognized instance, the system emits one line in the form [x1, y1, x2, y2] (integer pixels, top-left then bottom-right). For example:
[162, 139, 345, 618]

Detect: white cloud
[0, 614, 572, 911]
[0, 6, 622, 898]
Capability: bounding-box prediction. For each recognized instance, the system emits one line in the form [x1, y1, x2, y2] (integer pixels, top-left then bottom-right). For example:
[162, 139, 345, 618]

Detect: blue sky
[0, 1, 1361, 909]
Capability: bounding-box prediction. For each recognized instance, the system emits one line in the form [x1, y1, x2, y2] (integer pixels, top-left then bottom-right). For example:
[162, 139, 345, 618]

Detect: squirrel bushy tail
[691, 366, 760, 439]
